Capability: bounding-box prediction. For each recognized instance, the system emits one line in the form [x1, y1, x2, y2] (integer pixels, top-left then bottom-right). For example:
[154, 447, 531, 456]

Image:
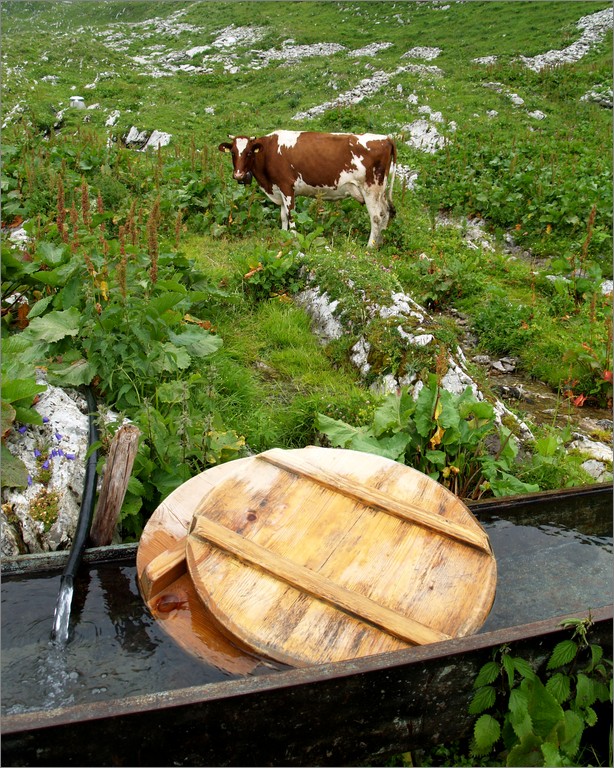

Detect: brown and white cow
[218, 130, 397, 248]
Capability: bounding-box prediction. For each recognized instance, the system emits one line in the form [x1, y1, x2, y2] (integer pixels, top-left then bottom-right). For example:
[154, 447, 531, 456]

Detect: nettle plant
[470, 617, 612, 767]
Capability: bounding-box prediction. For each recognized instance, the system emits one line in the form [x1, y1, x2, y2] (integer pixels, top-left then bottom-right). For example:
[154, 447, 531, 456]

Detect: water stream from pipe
[50, 574, 74, 646]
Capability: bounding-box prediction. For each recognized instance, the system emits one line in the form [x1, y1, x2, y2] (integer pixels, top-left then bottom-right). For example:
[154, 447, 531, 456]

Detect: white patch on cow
[271, 130, 302, 152]
[235, 137, 249, 155]
[264, 184, 284, 206]
[355, 133, 388, 149]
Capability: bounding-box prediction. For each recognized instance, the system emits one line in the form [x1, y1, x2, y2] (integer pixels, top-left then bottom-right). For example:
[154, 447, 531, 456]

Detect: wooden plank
[258, 448, 491, 553]
[190, 515, 450, 646]
[90, 424, 140, 547]
[141, 540, 187, 601]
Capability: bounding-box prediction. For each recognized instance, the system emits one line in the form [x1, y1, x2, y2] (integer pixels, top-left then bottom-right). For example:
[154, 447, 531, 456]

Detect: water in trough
[2, 517, 611, 716]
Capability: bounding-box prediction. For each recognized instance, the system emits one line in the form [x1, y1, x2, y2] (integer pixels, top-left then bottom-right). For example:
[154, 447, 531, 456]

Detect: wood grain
[90, 424, 140, 547]
[190, 515, 450, 645]
[184, 447, 497, 665]
[138, 448, 497, 668]
[140, 539, 187, 601]
[258, 448, 491, 553]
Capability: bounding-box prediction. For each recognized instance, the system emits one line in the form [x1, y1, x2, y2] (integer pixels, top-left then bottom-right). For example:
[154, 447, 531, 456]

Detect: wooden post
[89, 424, 140, 547]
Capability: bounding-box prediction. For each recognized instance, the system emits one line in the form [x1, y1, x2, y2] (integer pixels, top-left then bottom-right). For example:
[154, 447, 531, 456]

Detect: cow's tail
[387, 138, 397, 220]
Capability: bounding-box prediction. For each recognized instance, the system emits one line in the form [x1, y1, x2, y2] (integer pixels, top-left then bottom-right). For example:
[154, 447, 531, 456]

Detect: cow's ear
[219, 142, 233, 153]
[252, 142, 263, 154]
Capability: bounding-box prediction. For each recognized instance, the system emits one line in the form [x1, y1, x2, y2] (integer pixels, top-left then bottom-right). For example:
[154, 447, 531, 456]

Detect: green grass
[179, 232, 377, 450]
[2, 0, 612, 482]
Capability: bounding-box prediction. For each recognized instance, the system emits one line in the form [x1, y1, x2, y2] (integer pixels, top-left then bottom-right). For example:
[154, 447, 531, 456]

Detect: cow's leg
[280, 191, 296, 231]
[364, 187, 389, 249]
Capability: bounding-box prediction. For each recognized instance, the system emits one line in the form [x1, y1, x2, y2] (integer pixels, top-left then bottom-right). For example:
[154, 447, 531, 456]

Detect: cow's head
[218, 135, 262, 185]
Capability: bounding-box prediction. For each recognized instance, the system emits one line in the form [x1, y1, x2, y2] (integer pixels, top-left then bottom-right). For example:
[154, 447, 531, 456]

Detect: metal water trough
[2, 483, 612, 767]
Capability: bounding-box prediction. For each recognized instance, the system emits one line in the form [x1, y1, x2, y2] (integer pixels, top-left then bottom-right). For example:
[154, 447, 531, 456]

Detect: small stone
[567, 438, 613, 464]
[580, 459, 612, 483]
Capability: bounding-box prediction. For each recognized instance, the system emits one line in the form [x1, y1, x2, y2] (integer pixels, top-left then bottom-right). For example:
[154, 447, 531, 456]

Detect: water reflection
[480, 519, 612, 633]
[2, 521, 612, 715]
[98, 565, 158, 655]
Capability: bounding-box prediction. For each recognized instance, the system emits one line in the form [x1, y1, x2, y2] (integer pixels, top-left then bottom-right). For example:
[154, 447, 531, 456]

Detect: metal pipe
[51, 388, 99, 643]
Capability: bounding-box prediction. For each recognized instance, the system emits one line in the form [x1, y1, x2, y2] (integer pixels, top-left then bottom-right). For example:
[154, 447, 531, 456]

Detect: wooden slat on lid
[190, 515, 450, 645]
[258, 448, 491, 553]
[182, 447, 497, 666]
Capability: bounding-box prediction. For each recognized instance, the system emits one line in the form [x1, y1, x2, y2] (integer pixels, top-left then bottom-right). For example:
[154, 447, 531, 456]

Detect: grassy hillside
[3, 1, 611, 255]
[2, 1, 612, 533]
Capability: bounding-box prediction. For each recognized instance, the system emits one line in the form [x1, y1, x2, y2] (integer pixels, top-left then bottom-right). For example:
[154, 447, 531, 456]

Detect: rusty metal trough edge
[2, 604, 611, 737]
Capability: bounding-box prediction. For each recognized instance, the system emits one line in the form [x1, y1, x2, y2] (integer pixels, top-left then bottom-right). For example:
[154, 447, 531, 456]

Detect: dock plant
[317, 375, 539, 500]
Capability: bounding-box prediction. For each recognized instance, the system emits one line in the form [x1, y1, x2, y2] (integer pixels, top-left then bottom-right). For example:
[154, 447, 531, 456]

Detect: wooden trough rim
[3, 603, 611, 735]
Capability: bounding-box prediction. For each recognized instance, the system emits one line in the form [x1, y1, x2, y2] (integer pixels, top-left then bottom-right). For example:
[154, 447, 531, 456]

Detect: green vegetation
[2, 1, 612, 538]
[383, 617, 612, 767]
[318, 376, 597, 498]
[469, 618, 612, 767]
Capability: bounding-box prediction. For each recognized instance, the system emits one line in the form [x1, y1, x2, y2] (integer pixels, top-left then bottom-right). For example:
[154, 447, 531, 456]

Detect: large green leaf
[154, 342, 191, 371]
[32, 260, 80, 286]
[36, 240, 68, 267]
[1, 377, 46, 405]
[438, 388, 461, 430]
[540, 742, 564, 767]
[168, 327, 222, 357]
[27, 294, 54, 319]
[546, 672, 571, 704]
[414, 379, 438, 438]
[558, 709, 584, 759]
[521, 676, 565, 740]
[316, 413, 362, 448]
[506, 733, 544, 767]
[24, 308, 80, 343]
[372, 392, 404, 436]
[146, 292, 185, 317]
[468, 685, 496, 715]
[508, 688, 533, 742]
[351, 430, 410, 461]
[474, 661, 500, 688]
[547, 640, 578, 670]
[47, 358, 96, 387]
[13, 405, 43, 426]
[1, 443, 29, 489]
[472, 713, 501, 756]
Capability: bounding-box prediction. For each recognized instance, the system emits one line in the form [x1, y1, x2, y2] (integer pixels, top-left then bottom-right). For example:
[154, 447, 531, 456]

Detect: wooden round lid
[183, 447, 496, 666]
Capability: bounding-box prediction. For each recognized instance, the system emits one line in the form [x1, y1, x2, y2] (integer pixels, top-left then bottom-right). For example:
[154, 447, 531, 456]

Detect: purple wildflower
[55, 432, 62, 441]
[34, 448, 41, 458]
[42, 460, 50, 470]
[18, 425, 27, 434]
[57, 449, 64, 457]
[65, 453, 76, 460]
[42, 417, 49, 423]
[27, 475, 33, 486]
